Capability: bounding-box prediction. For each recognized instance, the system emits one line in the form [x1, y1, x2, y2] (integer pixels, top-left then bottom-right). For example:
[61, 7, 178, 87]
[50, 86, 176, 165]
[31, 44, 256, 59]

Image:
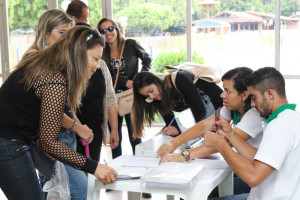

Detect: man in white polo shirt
[205, 67, 300, 200]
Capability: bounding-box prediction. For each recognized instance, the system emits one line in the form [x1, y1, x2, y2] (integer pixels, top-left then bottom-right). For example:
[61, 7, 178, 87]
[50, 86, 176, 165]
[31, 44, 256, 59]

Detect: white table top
[87, 135, 233, 200]
[88, 155, 232, 200]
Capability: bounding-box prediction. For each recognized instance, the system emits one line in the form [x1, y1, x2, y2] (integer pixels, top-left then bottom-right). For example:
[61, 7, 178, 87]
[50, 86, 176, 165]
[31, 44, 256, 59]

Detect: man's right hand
[156, 141, 176, 158]
[94, 164, 118, 185]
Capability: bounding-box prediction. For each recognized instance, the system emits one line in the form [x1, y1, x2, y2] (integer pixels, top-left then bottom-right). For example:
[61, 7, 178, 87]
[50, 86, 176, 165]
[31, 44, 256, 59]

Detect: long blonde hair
[25, 9, 74, 54]
[15, 26, 105, 111]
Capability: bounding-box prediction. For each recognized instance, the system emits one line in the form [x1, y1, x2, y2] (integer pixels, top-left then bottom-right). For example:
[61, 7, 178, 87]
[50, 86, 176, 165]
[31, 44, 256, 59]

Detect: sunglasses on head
[99, 26, 116, 34]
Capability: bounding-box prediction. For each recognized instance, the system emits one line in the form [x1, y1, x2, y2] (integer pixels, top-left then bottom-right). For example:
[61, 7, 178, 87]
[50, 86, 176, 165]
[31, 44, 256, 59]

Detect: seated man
[204, 67, 300, 200]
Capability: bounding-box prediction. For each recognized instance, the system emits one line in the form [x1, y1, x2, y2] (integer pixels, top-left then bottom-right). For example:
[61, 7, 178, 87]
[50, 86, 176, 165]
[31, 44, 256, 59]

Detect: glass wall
[113, 0, 187, 73]
[280, 0, 300, 75]
[191, 0, 276, 74]
[7, 0, 48, 70]
[59, 0, 102, 27]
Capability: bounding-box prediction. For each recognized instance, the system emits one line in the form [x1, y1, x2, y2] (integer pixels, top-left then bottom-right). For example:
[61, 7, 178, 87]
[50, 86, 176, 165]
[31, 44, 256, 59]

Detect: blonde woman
[23, 10, 93, 200]
[0, 26, 117, 200]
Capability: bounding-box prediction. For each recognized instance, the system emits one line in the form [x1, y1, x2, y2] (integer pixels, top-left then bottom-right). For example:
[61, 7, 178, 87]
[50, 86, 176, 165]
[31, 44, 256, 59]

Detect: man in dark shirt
[66, 0, 89, 23]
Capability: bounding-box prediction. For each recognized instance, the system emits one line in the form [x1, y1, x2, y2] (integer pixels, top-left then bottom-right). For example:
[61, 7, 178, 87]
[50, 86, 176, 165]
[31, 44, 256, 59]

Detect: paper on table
[121, 156, 160, 168]
[141, 161, 205, 189]
[107, 156, 160, 180]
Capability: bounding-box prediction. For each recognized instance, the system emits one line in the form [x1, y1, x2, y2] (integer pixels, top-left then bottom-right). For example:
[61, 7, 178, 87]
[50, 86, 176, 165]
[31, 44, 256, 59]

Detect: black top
[0, 67, 98, 174]
[77, 69, 105, 130]
[105, 39, 152, 90]
[163, 71, 223, 130]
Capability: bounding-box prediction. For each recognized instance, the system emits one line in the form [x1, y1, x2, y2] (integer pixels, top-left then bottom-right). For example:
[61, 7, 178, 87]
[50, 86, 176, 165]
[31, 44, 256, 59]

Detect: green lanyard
[233, 103, 252, 125]
[265, 104, 296, 123]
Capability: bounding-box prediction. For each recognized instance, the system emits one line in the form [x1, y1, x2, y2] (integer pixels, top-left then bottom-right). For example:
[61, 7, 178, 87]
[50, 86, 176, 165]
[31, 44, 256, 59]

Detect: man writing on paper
[205, 67, 300, 200]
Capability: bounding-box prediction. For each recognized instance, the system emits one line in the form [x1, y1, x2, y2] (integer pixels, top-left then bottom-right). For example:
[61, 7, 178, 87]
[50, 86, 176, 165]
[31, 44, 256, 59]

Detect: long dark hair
[132, 72, 169, 138]
[96, 18, 125, 64]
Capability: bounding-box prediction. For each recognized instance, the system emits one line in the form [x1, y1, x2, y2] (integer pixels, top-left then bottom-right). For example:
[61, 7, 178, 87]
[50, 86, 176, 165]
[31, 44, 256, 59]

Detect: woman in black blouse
[132, 71, 223, 138]
[0, 26, 117, 200]
[97, 18, 152, 158]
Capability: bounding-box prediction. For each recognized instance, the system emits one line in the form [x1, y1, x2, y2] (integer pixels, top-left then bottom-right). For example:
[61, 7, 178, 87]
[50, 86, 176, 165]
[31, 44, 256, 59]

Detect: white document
[175, 108, 203, 148]
[141, 161, 205, 189]
[107, 155, 160, 180]
[121, 156, 160, 168]
[175, 108, 196, 132]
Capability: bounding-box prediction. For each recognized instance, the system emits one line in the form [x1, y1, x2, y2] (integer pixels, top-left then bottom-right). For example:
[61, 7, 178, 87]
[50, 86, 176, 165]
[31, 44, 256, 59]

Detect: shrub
[151, 50, 204, 73]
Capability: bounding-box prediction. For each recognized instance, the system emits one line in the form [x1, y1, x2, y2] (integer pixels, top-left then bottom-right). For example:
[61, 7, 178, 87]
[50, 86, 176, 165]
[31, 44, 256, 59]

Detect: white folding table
[87, 135, 233, 200]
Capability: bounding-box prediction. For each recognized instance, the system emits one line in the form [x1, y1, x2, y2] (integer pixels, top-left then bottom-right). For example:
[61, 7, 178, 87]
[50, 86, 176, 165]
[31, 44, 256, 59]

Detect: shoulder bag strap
[113, 40, 126, 90]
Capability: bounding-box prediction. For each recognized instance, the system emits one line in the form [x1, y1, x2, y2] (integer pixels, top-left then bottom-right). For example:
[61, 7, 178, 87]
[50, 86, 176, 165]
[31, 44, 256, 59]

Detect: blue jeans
[209, 193, 249, 200]
[58, 130, 87, 200]
[38, 130, 87, 200]
[0, 137, 43, 200]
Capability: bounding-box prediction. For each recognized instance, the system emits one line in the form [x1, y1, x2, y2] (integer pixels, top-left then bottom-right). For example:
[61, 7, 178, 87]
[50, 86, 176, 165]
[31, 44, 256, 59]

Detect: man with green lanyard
[205, 67, 300, 200]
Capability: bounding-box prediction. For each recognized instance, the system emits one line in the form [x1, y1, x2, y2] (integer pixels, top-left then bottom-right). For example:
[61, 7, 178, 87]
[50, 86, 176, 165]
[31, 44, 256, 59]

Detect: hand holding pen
[156, 117, 179, 136]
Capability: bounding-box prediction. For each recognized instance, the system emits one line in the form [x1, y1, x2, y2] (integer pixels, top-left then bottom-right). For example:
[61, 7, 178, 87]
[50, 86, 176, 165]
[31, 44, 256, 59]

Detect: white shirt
[220, 107, 264, 148]
[249, 109, 300, 200]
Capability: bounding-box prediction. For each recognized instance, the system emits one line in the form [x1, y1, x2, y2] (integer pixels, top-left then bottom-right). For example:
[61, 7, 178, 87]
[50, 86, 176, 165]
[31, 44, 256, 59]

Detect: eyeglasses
[99, 26, 116, 34]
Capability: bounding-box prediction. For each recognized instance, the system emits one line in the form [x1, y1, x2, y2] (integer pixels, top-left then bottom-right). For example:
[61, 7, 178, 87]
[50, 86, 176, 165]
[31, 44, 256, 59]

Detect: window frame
[1, 0, 300, 82]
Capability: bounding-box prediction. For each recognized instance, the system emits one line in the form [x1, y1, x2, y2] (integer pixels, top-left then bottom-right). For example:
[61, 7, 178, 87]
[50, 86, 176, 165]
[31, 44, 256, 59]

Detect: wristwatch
[182, 150, 190, 161]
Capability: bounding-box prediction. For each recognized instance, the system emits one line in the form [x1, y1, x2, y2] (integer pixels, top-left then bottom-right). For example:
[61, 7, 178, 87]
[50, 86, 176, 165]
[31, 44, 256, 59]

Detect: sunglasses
[99, 26, 116, 34]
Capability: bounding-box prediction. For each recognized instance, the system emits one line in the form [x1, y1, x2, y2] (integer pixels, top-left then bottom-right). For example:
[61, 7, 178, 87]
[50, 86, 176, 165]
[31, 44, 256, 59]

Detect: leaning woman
[132, 70, 223, 138]
[0, 26, 117, 200]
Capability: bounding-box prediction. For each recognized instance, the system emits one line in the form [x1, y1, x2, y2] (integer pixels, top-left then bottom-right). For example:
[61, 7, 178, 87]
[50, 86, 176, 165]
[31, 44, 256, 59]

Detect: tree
[115, 3, 175, 34]
[8, 0, 47, 30]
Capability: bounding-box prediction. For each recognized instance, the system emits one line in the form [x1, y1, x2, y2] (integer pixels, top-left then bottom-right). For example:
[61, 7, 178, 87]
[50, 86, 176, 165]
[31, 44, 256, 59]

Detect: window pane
[8, 0, 48, 71]
[113, 0, 187, 73]
[192, 1, 275, 73]
[286, 79, 300, 112]
[59, 0, 102, 27]
[280, 0, 300, 75]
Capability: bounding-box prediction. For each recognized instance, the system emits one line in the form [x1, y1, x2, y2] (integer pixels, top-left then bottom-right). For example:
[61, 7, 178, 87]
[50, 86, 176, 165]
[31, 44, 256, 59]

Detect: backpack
[163, 62, 222, 90]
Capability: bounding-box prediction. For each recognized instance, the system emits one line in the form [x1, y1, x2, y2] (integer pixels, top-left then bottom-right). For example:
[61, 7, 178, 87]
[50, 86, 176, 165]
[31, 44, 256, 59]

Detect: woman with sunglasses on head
[156, 67, 265, 197]
[0, 26, 117, 200]
[23, 10, 95, 200]
[96, 18, 152, 159]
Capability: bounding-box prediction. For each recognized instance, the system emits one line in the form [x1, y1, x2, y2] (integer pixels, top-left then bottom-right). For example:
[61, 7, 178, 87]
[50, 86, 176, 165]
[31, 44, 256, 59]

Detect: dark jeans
[109, 114, 141, 158]
[208, 175, 251, 198]
[0, 137, 43, 200]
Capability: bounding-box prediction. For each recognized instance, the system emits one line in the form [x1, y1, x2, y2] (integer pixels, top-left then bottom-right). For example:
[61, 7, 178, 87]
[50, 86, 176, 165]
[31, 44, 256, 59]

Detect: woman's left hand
[159, 153, 185, 164]
[158, 126, 179, 137]
[110, 129, 119, 149]
[126, 80, 133, 89]
[75, 124, 94, 144]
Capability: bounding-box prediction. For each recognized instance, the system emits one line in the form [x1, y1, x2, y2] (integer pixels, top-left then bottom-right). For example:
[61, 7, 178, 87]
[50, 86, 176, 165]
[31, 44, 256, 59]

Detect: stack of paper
[141, 161, 205, 189]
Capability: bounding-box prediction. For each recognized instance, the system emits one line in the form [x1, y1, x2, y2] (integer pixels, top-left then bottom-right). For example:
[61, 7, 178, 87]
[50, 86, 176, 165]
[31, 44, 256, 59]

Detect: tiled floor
[0, 125, 181, 200]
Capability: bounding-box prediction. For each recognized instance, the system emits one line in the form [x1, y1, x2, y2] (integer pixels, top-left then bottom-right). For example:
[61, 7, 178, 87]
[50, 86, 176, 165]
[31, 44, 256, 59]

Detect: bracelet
[225, 129, 235, 140]
[70, 120, 76, 130]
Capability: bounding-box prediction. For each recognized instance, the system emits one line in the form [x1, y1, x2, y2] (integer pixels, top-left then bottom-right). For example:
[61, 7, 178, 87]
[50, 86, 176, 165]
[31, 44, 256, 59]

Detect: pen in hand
[167, 116, 176, 127]
[104, 159, 108, 166]
[155, 116, 176, 136]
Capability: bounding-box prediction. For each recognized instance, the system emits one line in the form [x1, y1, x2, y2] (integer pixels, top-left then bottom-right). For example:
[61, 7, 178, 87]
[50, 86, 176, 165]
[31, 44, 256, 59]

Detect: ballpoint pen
[104, 159, 108, 166]
[167, 116, 175, 127]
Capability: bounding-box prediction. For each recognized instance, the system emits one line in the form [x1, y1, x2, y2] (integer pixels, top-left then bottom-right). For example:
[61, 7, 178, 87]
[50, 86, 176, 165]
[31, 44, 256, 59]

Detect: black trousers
[109, 113, 141, 158]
